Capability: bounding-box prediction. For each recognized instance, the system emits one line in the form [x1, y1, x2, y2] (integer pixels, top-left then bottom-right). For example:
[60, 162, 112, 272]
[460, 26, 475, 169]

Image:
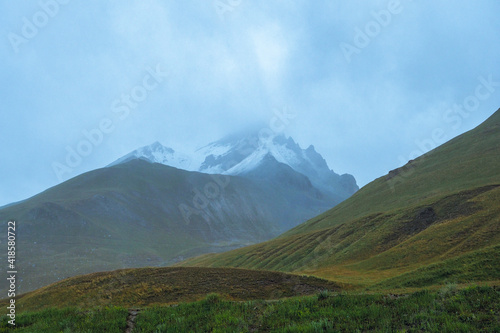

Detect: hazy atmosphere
[1, 0, 500, 207]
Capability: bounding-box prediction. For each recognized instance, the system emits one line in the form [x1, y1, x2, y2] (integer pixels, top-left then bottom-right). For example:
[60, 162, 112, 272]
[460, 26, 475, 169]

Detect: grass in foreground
[134, 285, 499, 332]
[1, 285, 497, 332]
[0, 306, 128, 332]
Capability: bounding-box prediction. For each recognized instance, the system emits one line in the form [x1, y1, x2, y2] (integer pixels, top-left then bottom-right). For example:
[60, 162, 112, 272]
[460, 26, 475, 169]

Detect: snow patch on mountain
[108, 141, 193, 170]
[225, 147, 268, 175]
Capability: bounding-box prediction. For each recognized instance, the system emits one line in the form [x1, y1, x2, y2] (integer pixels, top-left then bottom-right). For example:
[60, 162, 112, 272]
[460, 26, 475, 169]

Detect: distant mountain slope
[179, 108, 500, 290]
[0, 159, 337, 294]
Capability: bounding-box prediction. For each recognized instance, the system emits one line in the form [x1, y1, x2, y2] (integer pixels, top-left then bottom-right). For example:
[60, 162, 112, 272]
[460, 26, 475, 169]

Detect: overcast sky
[1, 0, 500, 207]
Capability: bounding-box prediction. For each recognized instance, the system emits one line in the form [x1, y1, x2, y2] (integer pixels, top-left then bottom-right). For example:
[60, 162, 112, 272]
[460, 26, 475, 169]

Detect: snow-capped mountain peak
[108, 130, 358, 198]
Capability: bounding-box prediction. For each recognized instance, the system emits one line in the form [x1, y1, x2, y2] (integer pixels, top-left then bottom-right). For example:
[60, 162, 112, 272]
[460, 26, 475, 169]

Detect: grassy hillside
[2, 285, 498, 332]
[288, 108, 500, 236]
[2, 267, 342, 313]
[178, 109, 500, 289]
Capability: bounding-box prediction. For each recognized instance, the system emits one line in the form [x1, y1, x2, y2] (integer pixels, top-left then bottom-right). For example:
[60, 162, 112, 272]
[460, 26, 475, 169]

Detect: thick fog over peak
[1, 0, 500, 206]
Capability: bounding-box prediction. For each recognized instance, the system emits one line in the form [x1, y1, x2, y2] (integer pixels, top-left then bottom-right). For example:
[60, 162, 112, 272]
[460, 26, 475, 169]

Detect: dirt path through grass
[125, 309, 140, 333]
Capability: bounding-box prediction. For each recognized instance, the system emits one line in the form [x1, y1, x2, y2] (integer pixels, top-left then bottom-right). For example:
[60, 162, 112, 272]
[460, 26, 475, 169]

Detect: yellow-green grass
[179, 185, 500, 290]
[1, 267, 344, 313]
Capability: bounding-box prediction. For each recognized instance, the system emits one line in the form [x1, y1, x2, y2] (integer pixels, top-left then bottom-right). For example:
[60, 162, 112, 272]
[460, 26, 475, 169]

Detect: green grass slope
[289, 108, 500, 236]
[179, 109, 500, 290]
